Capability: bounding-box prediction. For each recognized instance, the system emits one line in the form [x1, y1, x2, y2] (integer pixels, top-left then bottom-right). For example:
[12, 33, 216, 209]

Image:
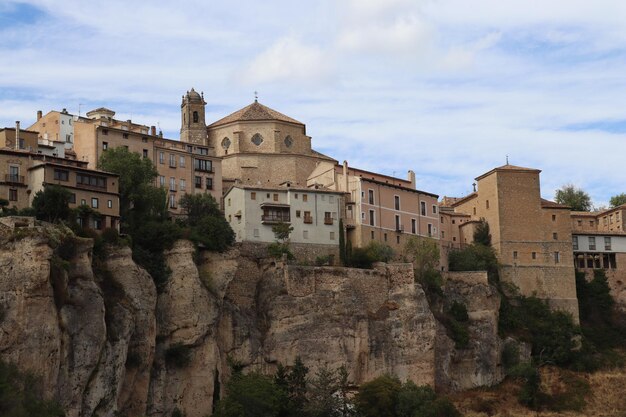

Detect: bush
[214, 372, 282, 417]
[449, 301, 469, 322]
[502, 341, 520, 371]
[268, 242, 294, 260]
[315, 255, 331, 266]
[348, 241, 395, 269]
[101, 227, 120, 245]
[165, 343, 192, 368]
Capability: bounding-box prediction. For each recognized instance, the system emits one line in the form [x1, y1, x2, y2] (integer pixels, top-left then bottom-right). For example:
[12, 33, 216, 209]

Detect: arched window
[193, 111, 199, 123]
[251, 133, 263, 146]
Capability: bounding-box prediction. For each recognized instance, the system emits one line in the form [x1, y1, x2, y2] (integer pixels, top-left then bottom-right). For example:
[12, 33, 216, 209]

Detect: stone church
[180, 88, 336, 189]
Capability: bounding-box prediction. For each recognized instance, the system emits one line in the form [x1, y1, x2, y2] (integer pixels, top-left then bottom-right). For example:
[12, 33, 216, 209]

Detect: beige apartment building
[308, 160, 440, 253]
[0, 147, 120, 230]
[442, 164, 579, 320]
[29, 102, 222, 213]
[0, 123, 39, 152]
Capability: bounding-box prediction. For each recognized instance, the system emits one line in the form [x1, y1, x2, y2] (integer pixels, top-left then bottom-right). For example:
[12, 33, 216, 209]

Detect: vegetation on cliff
[213, 358, 459, 417]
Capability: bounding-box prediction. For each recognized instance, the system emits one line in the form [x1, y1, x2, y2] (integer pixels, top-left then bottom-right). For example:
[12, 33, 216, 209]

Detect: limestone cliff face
[0, 224, 504, 417]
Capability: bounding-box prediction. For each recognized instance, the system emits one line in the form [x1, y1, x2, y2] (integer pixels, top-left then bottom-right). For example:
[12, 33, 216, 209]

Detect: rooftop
[208, 101, 304, 128]
[475, 164, 541, 181]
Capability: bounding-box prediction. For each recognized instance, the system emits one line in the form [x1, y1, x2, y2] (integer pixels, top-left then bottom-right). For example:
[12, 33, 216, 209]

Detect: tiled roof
[475, 164, 541, 181]
[540, 198, 570, 209]
[208, 101, 304, 127]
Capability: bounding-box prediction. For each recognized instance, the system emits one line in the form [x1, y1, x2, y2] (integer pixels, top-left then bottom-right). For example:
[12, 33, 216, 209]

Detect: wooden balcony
[4, 174, 24, 184]
[324, 217, 333, 225]
[304, 216, 313, 224]
[262, 214, 291, 224]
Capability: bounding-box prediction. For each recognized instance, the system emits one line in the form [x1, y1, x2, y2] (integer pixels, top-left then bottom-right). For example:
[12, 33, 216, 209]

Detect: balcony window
[180, 179, 186, 191]
[195, 176, 202, 189]
[170, 177, 176, 192]
[169, 154, 176, 168]
[77, 174, 106, 189]
[324, 212, 333, 225]
[180, 156, 186, 168]
[54, 169, 69, 181]
[195, 159, 212, 172]
[304, 211, 312, 224]
[206, 177, 213, 190]
[262, 207, 290, 223]
[159, 152, 165, 164]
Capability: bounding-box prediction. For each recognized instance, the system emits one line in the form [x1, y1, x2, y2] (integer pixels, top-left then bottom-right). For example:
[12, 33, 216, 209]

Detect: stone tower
[180, 88, 207, 144]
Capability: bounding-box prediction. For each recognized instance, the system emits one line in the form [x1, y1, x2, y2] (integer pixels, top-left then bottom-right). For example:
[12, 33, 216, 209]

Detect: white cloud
[238, 37, 333, 85]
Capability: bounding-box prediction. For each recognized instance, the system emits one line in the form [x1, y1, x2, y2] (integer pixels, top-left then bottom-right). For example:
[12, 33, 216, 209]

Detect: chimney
[342, 160, 349, 193]
[151, 125, 156, 136]
[407, 170, 416, 189]
[159, 130, 163, 138]
[15, 121, 20, 150]
[37, 110, 42, 121]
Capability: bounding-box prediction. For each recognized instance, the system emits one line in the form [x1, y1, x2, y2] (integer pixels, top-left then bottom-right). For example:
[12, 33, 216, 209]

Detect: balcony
[169, 184, 177, 192]
[4, 174, 24, 184]
[324, 217, 333, 225]
[304, 216, 313, 224]
[262, 214, 291, 224]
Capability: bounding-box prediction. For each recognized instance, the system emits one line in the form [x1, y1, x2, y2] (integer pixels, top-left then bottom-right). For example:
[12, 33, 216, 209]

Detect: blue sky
[1, 0, 626, 207]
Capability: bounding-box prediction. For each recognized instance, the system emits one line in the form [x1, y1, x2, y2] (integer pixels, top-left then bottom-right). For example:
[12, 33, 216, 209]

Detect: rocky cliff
[0, 223, 506, 417]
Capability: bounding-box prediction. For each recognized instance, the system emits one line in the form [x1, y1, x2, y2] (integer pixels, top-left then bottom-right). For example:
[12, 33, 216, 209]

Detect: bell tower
[180, 88, 207, 144]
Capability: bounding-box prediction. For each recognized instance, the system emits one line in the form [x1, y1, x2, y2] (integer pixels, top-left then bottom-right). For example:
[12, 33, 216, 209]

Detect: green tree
[554, 184, 592, 212]
[306, 366, 341, 417]
[473, 218, 491, 246]
[0, 198, 9, 214]
[179, 193, 234, 252]
[272, 221, 294, 243]
[404, 237, 440, 280]
[286, 357, 309, 415]
[337, 365, 354, 417]
[32, 184, 72, 223]
[98, 147, 160, 231]
[609, 193, 626, 208]
[179, 192, 221, 223]
[214, 372, 282, 417]
[354, 375, 401, 417]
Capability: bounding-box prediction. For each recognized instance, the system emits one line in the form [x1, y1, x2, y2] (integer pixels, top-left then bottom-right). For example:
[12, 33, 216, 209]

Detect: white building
[224, 184, 345, 247]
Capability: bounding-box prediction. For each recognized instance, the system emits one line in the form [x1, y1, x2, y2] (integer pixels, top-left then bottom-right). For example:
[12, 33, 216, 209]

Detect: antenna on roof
[78, 103, 84, 117]
[254, 90, 258, 102]
[506, 155, 509, 165]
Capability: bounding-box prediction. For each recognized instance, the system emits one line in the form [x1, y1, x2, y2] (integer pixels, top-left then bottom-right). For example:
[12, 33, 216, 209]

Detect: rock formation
[0, 223, 506, 416]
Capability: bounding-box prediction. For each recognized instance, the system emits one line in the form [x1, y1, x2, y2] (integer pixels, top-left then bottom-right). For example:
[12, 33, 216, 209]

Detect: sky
[1, 0, 626, 207]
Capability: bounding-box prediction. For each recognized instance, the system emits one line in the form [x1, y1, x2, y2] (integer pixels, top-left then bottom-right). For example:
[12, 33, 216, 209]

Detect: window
[394, 196, 400, 210]
[54, 169, 69, 181]
[107, 200, 112, 208]
[369, 210, 375, 226]
[81, 199, 86, 206]
[604, 216, 608, 225]
[452, 219, 456, 224]
[187, 145, 193, 153]
[284, 135, 293, 147]
[206, 177, 213, 190]
[102, 141, 108, 150]
[180, 156, 185, 168]
[553, 232, 558, 240]
[420, 201, 426, 216]
[159, 176, 165, 187]
[8, 189, 17, 201]
[453, 237, 456, 242]
[251, 192, 256, 200]
[590, 220, 594, 226]
[251, 133, 264, 146]
[303, 194, 308, 202]
[69, 193, 76, 204]
[371, 230, 375, 239]
[441, 231, 445, 238]
[76, 173, 107, 189]
[169, 194, 176, 208]
[159, 152, 165, 164]
[532, 252, 536, 260]
[197, 147, 209, 155]
[253, 228, 260, 237]
[554, 252, 560, 264]
[427, 223, 432, 236]
[361, 212, 365, 220]
[329, 196, 335, 204]
[123, 133, 129, 139]
[411, 219, 416, 234]
[194, 159, 212, 172]
[303, 230, 309, 239]
[296, 210, 301, 218]
[180, 179, 186, 191]
[486, 200, 490, 209]
[395, 215, 401, 231]
[397, 235, 400, 244]
[572, 236, 578, 250]
[384, 233, 388, 242]
[330, 232, 335, 240]
[432, 205, 437, 214]
[577, 220, 582, 226]
[552, 214, 556, 221]
[169, 154, 176, 168]
[195, 176, 202, 189]
[193, 111, 199, 123]
[473, 207, 477, 215]
[170, 177, 176, 191]
[304, 211, 312, 223]
[94, 218, 102, 230]
[142, 136, 148, 143]
[589, 237, 596, 250]
[294, 193, 299, 199]
[91, 198, 99, 208]
[143, 149, 148, 158]
[228, 198, 231, 207]
[605, 237, 612, 250]
[273, 193, 278, 202]
[102, 129, 108, 135]
[513, 251, 518, 260]
[368, 190, 374, 204]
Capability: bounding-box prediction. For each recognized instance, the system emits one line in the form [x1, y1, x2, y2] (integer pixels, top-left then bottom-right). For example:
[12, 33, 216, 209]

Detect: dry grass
[451, 361, 626, 417]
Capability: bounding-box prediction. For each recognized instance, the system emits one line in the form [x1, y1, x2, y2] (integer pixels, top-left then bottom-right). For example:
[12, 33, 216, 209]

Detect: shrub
[213, 371, 282, 417]
[268, 242, 294, 260]
[165, 343, 192, 368]
[101, 227, 121, 245]
[502, 341, 520, 371]
[315, 255, 331, 266]
[449, 301, 469, 322]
